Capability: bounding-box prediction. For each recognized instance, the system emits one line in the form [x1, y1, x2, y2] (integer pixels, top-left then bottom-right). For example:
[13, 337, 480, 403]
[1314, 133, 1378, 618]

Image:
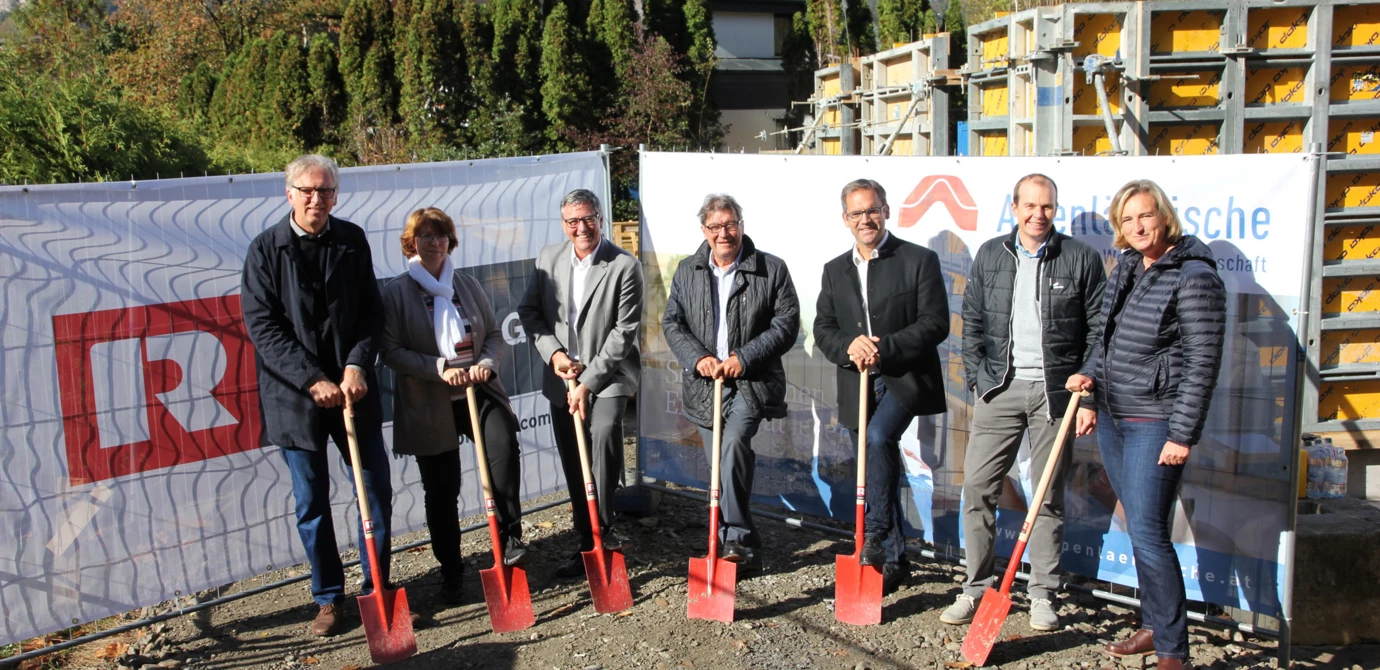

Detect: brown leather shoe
[311, 603, 344, 637]
[1155, 658, 1186, 669]
[1105, 628, 1155, 658]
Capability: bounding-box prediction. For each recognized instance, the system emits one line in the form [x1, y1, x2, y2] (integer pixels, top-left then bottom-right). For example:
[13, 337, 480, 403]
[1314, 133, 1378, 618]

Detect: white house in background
[710, 0, 807, 152]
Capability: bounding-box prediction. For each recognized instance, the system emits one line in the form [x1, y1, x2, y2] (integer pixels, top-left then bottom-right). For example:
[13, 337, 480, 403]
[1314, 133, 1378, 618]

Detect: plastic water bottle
[1305, 439, 1327, 499]
[1325, 438, 1349, 498]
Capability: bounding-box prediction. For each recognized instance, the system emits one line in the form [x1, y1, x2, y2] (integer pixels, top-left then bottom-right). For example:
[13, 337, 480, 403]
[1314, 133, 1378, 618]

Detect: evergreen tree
[399, 0, 468, 150]
[340, 0, 397, 129]
[177, 61, 218, 130]
[307, 32, 346, 146]
[489, 0, 544, 135]
[781, 11, 817, 147]
[942, 0, 965, 66]
[845, 0, 877, 56]
[922, 8, 938, 36]
[588, 0, 637, 79]
[539, 2, 592, 149]
[682, 0, 721, 148]
[642, 0, 687, 53]
[807, 0, 845, 65]
[877, 0, 909, 45]
[456, 0, 494, 100]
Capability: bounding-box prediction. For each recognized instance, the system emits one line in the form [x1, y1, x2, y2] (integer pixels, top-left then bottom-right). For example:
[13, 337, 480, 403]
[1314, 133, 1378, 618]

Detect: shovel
[835, 365, 884, 626]
[343, 404, 417, 664]
[466, 385, 535, 633]
[962, 390, 1089, 666]
[687, 377, 737, 622]
[566, 379, 634, 613]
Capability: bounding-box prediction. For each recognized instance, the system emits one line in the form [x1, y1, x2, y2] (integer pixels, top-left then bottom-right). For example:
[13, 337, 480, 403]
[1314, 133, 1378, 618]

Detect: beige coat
[380, 269, 515, 456]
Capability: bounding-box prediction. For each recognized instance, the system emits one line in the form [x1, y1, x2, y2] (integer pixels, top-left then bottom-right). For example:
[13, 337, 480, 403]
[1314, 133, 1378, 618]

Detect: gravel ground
[33, 484, 1378, 670]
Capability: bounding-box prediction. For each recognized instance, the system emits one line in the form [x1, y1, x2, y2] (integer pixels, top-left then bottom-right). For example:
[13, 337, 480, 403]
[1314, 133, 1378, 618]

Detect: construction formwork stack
[795, 34, 954, 156]
[963, 0, 1380, 449]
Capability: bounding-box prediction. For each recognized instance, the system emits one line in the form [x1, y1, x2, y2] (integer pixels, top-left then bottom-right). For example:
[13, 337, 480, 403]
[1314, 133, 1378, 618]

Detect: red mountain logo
[898, 175, 979, 231]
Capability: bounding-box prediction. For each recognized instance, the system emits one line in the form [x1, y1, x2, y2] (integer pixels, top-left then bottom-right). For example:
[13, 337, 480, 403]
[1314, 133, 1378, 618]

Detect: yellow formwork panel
[1243, 120, 1304, 154]
[1148, 123, 1221, 155]
[1073, 72, 1122, 115]
[1322, 276, 1380, 316]
[1318, 381, 1380, 421]
[885, 60, 912, 87]
[1330, 65, 1380, 103]
[1246, 7, 1310, 50]
[821, 75, 841, 98]
[1148, 71, 1222, 107]
[1324, 225, 1380, 262]
[1073, 125, 1113, 155]
[979, 132, 1009, 156]
[1326, 172, 1380, 209]
[1321, 329, 1380, 368]
[981, 83, 1010, 118]
[1329, 118, 1380, 157]
[1073, 13, 1124, 58]
[980, 28, 1010, 67]
[1245, 66, 1309, 105]
[884, 99, 914, 121]
[1150, 10, 1224, 54]
[1333, 4, 1380, 49]
[822, 138, 842, 155]
[892, 136, 915, 155]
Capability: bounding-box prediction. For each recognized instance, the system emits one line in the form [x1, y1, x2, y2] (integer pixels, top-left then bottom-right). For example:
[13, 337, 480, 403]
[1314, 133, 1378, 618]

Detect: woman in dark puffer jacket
[1066, 179, 1225, 670]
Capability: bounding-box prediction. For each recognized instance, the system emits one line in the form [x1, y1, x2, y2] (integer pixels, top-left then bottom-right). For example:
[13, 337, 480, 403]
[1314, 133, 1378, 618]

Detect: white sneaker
[1029, 598, 1060, 631]
[940, 594, 977, 625]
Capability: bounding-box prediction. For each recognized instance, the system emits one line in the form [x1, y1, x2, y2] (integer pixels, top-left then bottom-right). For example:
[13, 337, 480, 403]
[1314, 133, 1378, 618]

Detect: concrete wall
[713, 12, 777, 59]
[719, 108, 787, 153]
[1292, 497, 1380, 645]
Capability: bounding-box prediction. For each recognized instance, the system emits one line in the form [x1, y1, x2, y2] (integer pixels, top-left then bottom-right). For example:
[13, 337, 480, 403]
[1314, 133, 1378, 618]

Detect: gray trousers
[694, 390, 763, 554]
[551, 395, 627, 552]
[962, 378, 1069, 601]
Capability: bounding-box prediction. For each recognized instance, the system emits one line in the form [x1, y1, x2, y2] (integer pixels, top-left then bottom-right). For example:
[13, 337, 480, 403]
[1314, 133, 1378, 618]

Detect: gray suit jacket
[518, 239, 643, 404]
[380, 269, 514, 456]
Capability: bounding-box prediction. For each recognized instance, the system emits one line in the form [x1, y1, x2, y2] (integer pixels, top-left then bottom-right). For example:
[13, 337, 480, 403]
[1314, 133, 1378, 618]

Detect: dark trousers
[851, 378, 917, 566]
[279, 413, 392, 607]
[550, 395, 627, 551]
[1098, 412, 1188, 660]
[414, 393, 523, 579]
[694, 389, 763, 554]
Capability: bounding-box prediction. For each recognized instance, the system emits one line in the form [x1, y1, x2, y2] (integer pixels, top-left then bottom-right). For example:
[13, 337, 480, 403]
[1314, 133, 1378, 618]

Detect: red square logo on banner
[53, 295, 262, 485]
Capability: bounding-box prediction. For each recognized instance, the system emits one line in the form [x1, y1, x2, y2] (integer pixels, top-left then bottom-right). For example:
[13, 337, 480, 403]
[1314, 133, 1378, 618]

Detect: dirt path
[48, 487, 1375, 670]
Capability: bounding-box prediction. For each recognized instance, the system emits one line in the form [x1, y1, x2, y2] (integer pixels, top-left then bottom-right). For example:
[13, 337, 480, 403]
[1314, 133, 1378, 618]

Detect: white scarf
[408, 256, 465, 360]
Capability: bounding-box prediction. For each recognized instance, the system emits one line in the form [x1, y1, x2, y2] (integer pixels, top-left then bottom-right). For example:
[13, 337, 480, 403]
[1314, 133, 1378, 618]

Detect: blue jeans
[279, 415, 393, 607]
[1097, 412, 1188, 660]
[850, 379, 917, 566]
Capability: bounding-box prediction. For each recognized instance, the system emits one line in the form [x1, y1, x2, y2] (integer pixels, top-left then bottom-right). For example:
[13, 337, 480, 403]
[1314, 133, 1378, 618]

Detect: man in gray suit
[518, 188, 644, 578]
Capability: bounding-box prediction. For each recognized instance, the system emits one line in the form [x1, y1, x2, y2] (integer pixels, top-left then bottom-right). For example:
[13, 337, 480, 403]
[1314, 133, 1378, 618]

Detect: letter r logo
[53, 296, 262, 485]
[897, 175, 980, 231]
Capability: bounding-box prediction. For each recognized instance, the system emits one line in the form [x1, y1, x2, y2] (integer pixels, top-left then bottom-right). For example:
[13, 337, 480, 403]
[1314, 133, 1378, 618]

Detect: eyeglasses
[417, 233, 448, 245]
[845, 207, 886, 222]
[703, 220, 742, 235]
[563, 215, 601, 228]
[291, 185, 338, 199]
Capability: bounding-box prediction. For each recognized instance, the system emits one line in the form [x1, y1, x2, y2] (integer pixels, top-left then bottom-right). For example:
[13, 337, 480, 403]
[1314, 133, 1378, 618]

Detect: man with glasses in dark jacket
[662, 194, 800, 573]
[944, 174, 1106, 631]
[815, 178, 950, 594]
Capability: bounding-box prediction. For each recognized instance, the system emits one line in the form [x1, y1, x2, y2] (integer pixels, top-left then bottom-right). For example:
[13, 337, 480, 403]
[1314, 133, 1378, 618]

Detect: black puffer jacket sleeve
[1167, 260, 1226, 446]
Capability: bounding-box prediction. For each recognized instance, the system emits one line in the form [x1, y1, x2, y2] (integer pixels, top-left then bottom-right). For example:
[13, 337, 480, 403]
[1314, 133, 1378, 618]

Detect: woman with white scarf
[380, 207, 528, 607]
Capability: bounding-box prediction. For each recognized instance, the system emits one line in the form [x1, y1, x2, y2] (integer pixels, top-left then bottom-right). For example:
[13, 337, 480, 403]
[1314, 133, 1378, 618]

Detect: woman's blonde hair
[1108, 179, 1183, 251]
[400, 207, 458, 257]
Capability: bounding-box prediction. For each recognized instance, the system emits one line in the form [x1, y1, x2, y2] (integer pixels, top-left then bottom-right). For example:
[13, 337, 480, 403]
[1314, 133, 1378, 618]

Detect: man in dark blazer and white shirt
[518, 188, 644, 578]
[240, 154, 392, 637]
[814, 178, 950, 593]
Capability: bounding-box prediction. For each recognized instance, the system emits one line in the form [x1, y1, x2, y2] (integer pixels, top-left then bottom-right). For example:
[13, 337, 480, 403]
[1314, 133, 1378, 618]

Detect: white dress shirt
[850, 231, 890, 338]
[567, 239, 602, 361]
[711, 247, 745, 360]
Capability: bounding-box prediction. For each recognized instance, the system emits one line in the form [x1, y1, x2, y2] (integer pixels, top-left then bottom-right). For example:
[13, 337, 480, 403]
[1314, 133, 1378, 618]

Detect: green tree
[807, 0, 845, 65]
[306, 32, 346, 146]
[845, 0, 877, 56]
[489, 0, 544, 134]
[399, 0, 468, 151]
[539, 2, 593, 149]
[264, 30, 315, 149]
[922, 7, 938, 36]
[587, 0, 636, 78]
[641, 0, 687, 52]
[682, 0, 721, 148]
[878, 0, 930, 45]
[781, 11, 817, 147]
[942, 0, 966, 65]
[177, 61, 219, 131]
[340, 0, 397, 129]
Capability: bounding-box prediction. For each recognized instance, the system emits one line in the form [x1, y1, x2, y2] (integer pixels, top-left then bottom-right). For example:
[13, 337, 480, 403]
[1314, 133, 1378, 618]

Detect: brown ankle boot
[311, 603, 344, 637]
[1105, 628, 1154, 657]
[1155, 657, 1186, 669]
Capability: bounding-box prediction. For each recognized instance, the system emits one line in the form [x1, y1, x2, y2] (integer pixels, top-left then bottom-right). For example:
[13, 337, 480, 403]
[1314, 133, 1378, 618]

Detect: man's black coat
[240, 214, 384, 450]
[814, 233, 950, 431]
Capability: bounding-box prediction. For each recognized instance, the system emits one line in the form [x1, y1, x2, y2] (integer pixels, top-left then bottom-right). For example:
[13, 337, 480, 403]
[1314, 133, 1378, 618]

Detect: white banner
[639, 152, 1315, 617]
[0, 152, 608, 644]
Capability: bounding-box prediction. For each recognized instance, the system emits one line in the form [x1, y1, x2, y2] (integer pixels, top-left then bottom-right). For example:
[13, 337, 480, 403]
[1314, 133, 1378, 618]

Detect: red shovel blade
[582, 547, 633, 613]
[961, 587, 1013, 666]
[686, 556, 737, 622]
[833, 553, 883, 626]
[479, 564, 536, 633]
[356, 586, 417, 665]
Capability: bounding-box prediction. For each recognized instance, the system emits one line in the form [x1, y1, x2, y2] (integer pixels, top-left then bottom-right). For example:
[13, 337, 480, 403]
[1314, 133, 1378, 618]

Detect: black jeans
[414, 392, 523, 579]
